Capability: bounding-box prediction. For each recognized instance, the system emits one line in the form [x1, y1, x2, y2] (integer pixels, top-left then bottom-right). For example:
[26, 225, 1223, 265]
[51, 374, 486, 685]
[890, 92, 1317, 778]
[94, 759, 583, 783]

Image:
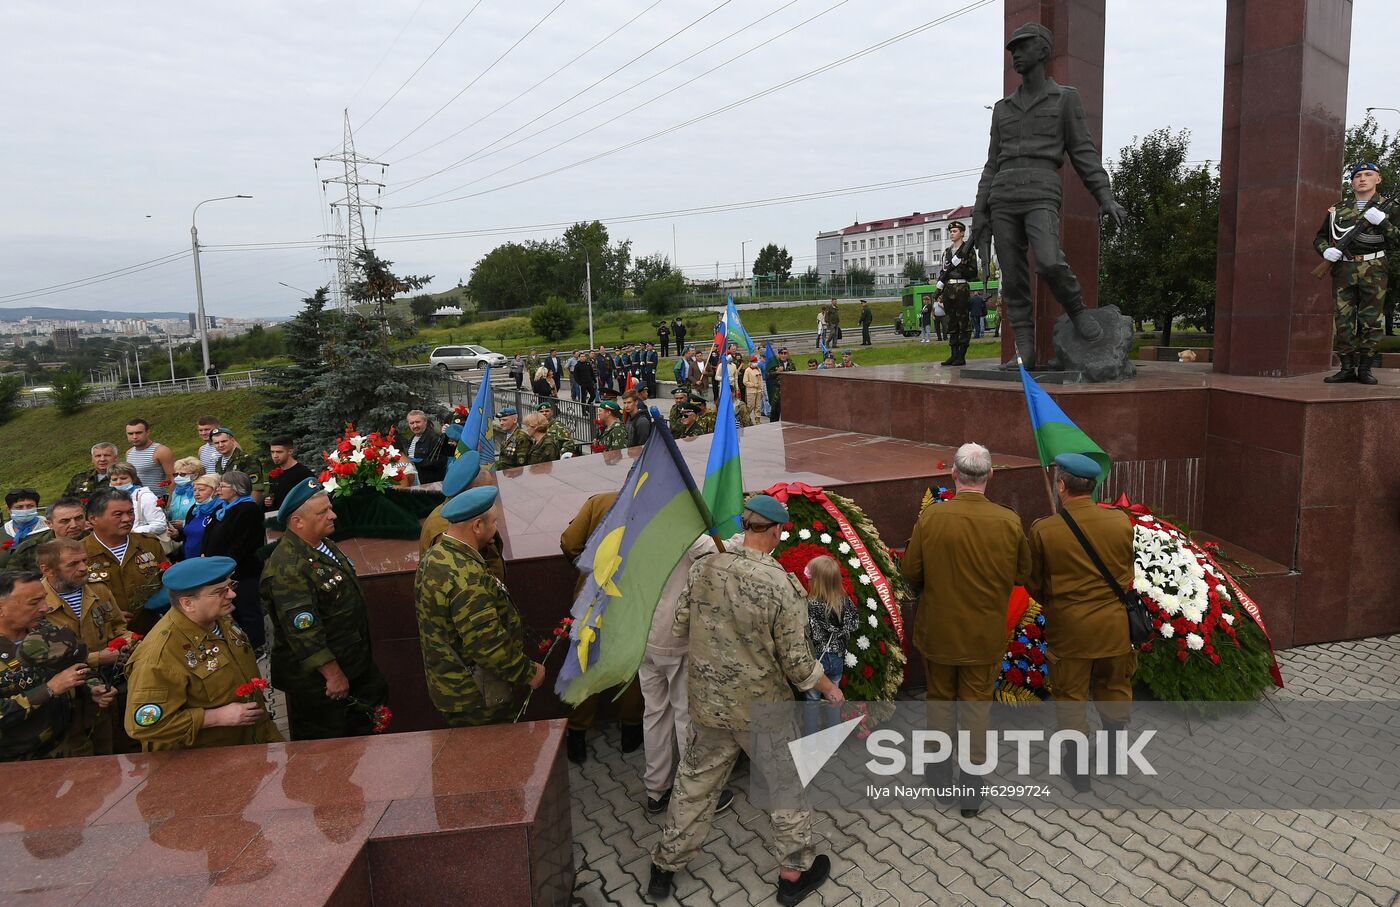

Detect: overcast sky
[2, 0, 1392, 319]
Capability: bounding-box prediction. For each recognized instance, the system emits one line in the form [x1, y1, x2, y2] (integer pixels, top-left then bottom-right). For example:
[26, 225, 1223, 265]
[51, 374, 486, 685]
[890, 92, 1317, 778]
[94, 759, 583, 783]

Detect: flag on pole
[762, 338, 776, 369]
[1018, 362, 1110, 485]
[555, 411, 714, 705]
[460, 365, 497, 467]
[703, 353, 744, 539]
[724, 296, 755, 354]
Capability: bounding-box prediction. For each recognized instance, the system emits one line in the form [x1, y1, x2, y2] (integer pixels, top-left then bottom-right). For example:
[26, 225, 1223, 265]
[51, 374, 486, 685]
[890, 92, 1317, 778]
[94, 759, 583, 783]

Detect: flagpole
[1020, 356, 1060, 514]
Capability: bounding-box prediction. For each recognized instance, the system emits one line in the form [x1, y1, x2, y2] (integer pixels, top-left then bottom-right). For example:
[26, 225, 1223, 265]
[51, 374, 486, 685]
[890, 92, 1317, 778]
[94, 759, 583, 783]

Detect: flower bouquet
[290, 424, 425, 540]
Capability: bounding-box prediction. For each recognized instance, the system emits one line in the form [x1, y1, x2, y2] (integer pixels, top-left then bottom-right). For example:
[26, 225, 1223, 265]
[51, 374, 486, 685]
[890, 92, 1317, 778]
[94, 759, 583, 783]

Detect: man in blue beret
[261, 478, 388, 740]
[650, 494, 842, 905]
[124, 556, 282, 750]
[416, 453, 508, 587]
[495, 406, 532, 469]
[415, 486, 544, 727]
[1028, 453, 1134, 792]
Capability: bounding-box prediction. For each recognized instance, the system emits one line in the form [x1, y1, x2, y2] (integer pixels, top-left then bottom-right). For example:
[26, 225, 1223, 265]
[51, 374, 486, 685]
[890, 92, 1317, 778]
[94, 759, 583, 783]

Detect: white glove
[1323, 247, 1343, 262]
[935, 280, 945, 290]
[951, 255, 962, 266]
[1365, 206, 1387, 226]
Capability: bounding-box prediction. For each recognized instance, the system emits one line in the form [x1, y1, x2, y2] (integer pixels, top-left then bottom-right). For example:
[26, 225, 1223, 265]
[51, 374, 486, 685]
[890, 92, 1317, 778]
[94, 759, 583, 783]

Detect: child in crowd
[803, 555, 858, 732]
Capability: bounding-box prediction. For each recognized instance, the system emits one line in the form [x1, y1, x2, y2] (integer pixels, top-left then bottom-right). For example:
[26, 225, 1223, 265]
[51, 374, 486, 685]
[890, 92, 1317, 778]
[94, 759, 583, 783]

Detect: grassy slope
[0, 388, 263, 506]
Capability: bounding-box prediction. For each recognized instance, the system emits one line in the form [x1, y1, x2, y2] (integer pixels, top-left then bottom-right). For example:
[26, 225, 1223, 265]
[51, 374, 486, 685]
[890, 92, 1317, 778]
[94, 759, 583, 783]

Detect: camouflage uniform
[497, 427, 533, 469]
[651, 544, 823, 875]
[938, 240, 981, 356]
[123, 605, 283, 750]
[599, 420, 629, 451]
[696, 411, 717, 435]
[677, 419, 705, 439]
[1, 528, 56, 573]
[63, 469, 110, 500]
[262, 532, 388, 740]
[43, 579, 127, 755]
[0, 621, 87, 761]
[418, 503, 507, 584]
[544, 419, 578, 457]
[1314, 199, 1400, 359]
[668, 404, 686, 436]
[215, 447, 266, 496]
[525, 434, 564, 465]
[415, 534, 533, 726]
[765, 358, 796, 422]
[82, 533, 165, 635]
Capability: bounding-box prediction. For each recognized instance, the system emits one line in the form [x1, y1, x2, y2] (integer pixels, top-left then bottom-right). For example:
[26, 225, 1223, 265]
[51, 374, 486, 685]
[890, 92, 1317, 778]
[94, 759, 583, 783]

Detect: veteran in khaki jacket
[649, 496, 841, 906]
[1028, 454, 1135, 740]
[81, 488, 165, 635]
[124, 557, 282, 751]
[263, 478, 388, 740]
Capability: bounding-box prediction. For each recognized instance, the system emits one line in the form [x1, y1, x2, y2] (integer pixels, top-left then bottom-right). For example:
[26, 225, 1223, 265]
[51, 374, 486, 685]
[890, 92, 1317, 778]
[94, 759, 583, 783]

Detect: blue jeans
[803, 651, 845, 735]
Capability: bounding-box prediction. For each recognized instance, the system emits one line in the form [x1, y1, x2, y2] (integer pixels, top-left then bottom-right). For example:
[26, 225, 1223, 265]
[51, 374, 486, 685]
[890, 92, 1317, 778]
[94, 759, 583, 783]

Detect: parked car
[428, 344, 508, 370]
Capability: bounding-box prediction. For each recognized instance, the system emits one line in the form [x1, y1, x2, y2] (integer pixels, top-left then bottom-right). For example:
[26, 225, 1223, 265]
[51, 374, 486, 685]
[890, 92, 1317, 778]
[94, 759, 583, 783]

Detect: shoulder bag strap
[1059, 509, 1133, 608]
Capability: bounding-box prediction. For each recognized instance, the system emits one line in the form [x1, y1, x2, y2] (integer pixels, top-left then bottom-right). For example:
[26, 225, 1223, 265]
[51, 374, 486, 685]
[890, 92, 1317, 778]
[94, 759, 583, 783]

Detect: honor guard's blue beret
[1351, 161, 1380, 179]
[442, 485, 498, 524]
[163, 556, 237, 593]
[277, 475, 323, 525]
[743, 494, 789, 525]
[499, 406, 518, 417]
[442, 450, 482, 497]
[1053, 453, 1101, 479]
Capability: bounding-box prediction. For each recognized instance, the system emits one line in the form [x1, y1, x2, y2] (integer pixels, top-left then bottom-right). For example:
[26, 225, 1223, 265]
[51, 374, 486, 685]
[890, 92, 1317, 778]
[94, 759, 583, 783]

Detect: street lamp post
[278, 281, 313, 296]
[105, 348, 133, 396]
[741, 239, 753, 298]
[156, 326, 176, 382]
[192, 194, 252, 387]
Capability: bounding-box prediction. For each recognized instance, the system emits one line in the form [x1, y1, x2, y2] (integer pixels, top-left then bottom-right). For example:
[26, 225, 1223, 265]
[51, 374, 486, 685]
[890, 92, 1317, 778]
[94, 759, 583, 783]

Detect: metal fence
[416, 369, 601, 447]
[16, 369, 269, 408]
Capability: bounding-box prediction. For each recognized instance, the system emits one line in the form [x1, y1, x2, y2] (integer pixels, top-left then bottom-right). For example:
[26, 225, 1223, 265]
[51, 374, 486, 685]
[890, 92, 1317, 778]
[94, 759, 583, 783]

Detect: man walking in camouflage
[649, 495, 842, 906]
[415, 486, 544, 726]
[1315, 161, 1398, 385]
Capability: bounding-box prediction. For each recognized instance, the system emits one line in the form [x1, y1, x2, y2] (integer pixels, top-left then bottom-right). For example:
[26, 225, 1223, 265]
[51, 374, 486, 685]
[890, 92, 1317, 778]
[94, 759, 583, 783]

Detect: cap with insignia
[1053, 452, 1100, 479]
[163, 556, 237, 592]
[681, 402, 705, 415]
[536, 401, 555, 411]
[1006, 21, 1053, 51]
[1351, 161, 1380, 178]
[685, 391, 708, 405]
[743, 494, 789, 525]
[499, 406, 518, 417]
[277, 475, 324, 524]
[598, 400, 621, 414]
[949, 220, 966, 231]
[672, 387, 688, 397]
[442, 485, 499, 523]
[209, 426, 234, 439]
[442, 450, 482, 497]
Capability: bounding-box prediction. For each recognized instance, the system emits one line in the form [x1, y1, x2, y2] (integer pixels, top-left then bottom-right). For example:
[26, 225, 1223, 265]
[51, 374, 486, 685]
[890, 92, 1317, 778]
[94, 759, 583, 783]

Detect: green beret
[1054, 453, 1100, 479]
[685, 392, 708, 405]
[442, 485, 499, 524]
[682, 403, 705, 415]
[743, 494, 789, 525]
[598, 400, 621, 414]
[163, 556, 237, 593]
[442, 450, 481, 497]
[536, 401, 555, 411]
[277, 476, 323, 525]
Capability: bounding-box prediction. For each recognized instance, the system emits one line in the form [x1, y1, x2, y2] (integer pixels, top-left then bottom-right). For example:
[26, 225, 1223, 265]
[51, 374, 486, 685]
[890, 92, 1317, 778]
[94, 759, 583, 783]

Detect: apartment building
[820, 205, 977, 287]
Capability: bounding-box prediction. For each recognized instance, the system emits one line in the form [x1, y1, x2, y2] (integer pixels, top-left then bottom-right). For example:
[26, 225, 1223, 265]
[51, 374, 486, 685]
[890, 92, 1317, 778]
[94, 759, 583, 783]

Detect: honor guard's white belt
[1349, 251, 1386, 262]
[946, 279, 969, 284]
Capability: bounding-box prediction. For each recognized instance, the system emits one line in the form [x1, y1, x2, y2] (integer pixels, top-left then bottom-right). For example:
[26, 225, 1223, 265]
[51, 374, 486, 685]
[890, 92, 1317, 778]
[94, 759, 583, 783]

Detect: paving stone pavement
[568, 635, 1400, 906]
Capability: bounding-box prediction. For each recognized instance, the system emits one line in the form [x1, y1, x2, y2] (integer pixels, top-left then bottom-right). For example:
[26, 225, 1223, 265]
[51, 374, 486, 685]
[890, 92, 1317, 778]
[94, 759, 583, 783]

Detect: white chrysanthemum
[819, 533, 832, 544]
[858, 574, 871, 585]
[867, 614, 877, 628]
[1222, 613, 1235, 626]
[780, 531, 790, 541]
[1132, 575, 1151, 594]
[845, 651, 858, 667]
[1185, 632, 1205, 651]
[1159, 624, 1175, 639]
[1215, 584, 1228, 596]
[798, 529, 811, 540]
[866, 597, 877, 610]
[838, 542, 851, 554]
[848, 557, 861, 569]
[856, 636, 870, 651]
[1157, 593, 1180, 614]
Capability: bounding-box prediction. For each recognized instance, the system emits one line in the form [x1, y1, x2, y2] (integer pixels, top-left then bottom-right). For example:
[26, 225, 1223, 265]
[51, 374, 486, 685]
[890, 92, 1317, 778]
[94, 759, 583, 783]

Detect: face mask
[174, 475, 192, 487]
[113, 483, 135, 493]
[10, 508, 37, 526]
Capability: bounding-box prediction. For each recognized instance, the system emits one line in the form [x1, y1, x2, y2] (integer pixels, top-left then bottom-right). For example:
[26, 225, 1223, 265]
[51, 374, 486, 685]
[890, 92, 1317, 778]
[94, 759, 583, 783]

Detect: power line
[382, 0, 738, 192]
[358, 0, 488, 131]
[385, 0, 803, 201]
[346, 0, 429, 110]
[0, 250, 190, 305]
[376, 0, 574, 158]
[387, 0, 667, 169]
[392, 0, 995, 209]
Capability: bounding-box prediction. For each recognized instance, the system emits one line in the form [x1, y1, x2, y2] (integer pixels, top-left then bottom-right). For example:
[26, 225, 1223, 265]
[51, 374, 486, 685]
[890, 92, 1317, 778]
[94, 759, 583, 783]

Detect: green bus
[894, 280, 1000, 336]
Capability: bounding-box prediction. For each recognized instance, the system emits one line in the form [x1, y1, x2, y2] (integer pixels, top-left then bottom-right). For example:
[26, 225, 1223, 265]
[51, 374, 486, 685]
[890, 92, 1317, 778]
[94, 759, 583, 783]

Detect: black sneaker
[647, 865, 675, 900]
[620, 723, 643, 753]
[776, 854, 831, 906]
[715, 789, 734, 814]
[647, 789, 672, 815]
[566, 729, 587, 765]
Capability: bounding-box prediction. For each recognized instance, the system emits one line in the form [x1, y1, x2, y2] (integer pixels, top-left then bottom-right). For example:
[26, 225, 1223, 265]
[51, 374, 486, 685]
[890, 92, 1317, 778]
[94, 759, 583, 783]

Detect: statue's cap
[1007, 22, 1053, 51]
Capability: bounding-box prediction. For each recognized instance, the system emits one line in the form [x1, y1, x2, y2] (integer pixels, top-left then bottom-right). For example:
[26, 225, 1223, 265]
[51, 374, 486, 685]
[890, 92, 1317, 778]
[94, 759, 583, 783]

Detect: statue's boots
[1001, 325, 1038, 370]
[1064, 299, 1104, 342]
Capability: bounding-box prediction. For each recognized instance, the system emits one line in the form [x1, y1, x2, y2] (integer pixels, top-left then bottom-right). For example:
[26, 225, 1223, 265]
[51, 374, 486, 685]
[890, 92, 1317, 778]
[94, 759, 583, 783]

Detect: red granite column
[1214, 0, 1351, 377]
[999, 0, 1107, 366]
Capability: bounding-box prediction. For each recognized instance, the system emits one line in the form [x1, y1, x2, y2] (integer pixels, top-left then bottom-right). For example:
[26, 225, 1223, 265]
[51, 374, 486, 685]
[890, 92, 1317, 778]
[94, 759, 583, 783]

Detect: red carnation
[1008, 641, 1027, 657]
[783, 522, 794, 530]
[1028, 648, 1045, 666]
[936, 460, 946, 470]
[107, 637, 128, 651]
[938, 489, 954, 501]
[1, 541, 12, 551]
[1026, 669, 1044, 688]
[319, 469, 332, 483]
[1176, 651, 1189, 662]
[1140, 642, 1153, 652]
[812, 520, 824, 531]
[130, 633, 144, 642]
[269, 467, 284, 478]
[1023, 626, 1041, 641]
[877, 640, 886, 654]
[861, 664, 874, 679]
[158, 561, 172, 571]
[553, 627, 565, 636]
[337, 440, 353, 453]
[371, 704, 393, 734]
[1209, 653, 1221, 665]
[1004, 667, 1025, 686]
[236, 679, 268, 699]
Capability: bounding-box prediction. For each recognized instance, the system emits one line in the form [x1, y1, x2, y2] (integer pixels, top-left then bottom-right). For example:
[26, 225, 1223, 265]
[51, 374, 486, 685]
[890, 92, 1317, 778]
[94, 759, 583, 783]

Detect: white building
[822, 205, 977, 288]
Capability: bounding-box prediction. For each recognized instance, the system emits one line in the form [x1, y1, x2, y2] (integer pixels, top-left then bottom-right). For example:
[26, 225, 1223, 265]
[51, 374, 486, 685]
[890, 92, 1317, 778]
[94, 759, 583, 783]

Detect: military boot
[1356, 354, 1379, 386]
[950, 342, 968, 366]
[1323, 353, 1356, 384]
[1064, 299, 1104, 342]
[940, 342, 956, 366]
[1000, 325, 1038, 370]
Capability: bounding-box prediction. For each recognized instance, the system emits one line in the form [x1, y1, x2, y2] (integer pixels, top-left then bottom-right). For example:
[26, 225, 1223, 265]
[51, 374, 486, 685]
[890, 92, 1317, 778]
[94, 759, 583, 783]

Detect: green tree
[50, 369, 90, 416]
[642, 272, 687, 315]
[253, 288, 335, 456]
[344, 248, 433, 326]
[409, 293, 440, 322]
[467, 241, 558, 311]
[630, 252, 678, 296]
[1100, 128, 1219, 346]
[531, 296, 577, 342]
[1344, 114, 1400, 326]
[0, 375, 22, 425]
[752, 243, 793, 282]
[845, 266, 875, 288]
[901, 257, 927, 282]
[557, 221, 631, 301]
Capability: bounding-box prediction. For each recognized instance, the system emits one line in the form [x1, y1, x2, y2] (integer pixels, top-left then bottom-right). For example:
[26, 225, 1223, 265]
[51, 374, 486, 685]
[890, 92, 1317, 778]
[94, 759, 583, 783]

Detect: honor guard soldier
[82, 488, 165, 634]
[1027, 453, 1134, 792]
[1315, 161, 1399, 385]
[495, 407, 532, 469]
[124, 557, 283, 751]
[415, 486, 545, 727]
[263, 478, 389, 739]
[597, 400, 630, 451]
[936, 221, 981, 367]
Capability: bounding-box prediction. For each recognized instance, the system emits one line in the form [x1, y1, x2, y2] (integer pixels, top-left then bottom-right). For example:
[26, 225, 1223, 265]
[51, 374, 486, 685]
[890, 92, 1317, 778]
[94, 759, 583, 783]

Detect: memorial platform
[0, 722, 572, 907]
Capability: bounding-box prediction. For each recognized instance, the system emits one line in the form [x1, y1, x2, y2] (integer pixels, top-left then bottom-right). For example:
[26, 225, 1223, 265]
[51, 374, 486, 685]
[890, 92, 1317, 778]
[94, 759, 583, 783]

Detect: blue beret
[443, 422, 464, 442]
[499, 406, 518, 416]
[143, 587, 170, 613]
[163, 556, 237, 592]
[442, 450, 481, 497]
[743, 494, 789, 525]
[209, 426, 234, 438]
[1351, 161, 1379, 178]
[442, 485, 499, 524]
[277, 475, 323, 524]
[1054, 453, 1101, 479]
